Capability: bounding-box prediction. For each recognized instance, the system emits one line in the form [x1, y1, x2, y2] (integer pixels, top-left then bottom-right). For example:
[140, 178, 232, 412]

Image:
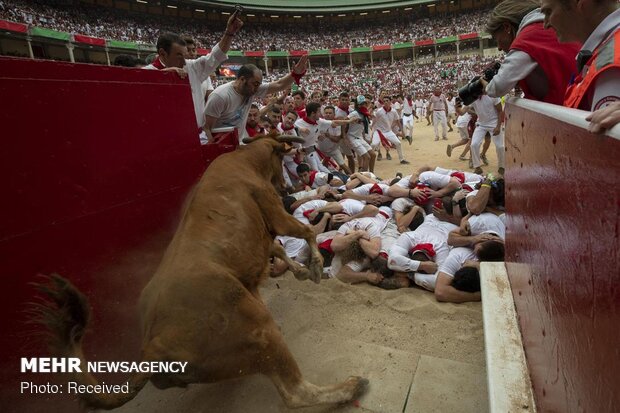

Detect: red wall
[0, 57, 205, 412]
[504, 101, 620, 412]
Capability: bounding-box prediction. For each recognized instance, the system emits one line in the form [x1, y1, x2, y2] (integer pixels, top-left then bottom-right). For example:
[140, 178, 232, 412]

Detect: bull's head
[242, 132, 305, 192]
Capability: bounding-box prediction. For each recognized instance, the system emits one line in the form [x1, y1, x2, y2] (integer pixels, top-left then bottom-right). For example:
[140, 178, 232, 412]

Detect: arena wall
[504, 99, 620, 413]
[0, 57, 205, 412]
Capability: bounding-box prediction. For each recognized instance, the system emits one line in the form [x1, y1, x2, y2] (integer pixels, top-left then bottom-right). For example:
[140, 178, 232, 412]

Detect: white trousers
[471, 126, 505, 169]
[433, 111, 447, 139]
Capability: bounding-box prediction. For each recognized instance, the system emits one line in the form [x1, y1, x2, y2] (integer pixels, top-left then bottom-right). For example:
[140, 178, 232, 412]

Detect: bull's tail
[29, 274, 151, 410]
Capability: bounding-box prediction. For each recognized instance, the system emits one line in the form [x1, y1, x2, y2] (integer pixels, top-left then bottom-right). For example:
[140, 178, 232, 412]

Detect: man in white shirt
[294, 101, 331, 173]
[401, 95, 417, 145]
[204, 57, 308, 143]
[372, 97, 410, 165]
[459, 91, 505, 175]
[317, 105, 356, 174]
[144, 13, 242, 134]
[427, 87, 449, 141]
[334, 92, 356, 173]
[446, 92, 457, 132]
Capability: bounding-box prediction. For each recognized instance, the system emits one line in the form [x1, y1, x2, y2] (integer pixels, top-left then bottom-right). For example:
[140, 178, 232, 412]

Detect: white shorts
[339, 141, 353, 157]
[322, 148, 345, 166]
[458, 126, 470, 140]
[346, 135, 372, 156]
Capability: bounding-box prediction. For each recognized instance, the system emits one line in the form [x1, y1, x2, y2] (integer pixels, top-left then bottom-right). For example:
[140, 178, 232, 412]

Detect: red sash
[409, 243, 436, 258]
[315, 147, 339, 170]
[376, 130, 394, 149]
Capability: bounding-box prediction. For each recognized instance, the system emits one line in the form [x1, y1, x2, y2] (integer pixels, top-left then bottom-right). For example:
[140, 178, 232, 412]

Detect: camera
[457, 62, 501, 106]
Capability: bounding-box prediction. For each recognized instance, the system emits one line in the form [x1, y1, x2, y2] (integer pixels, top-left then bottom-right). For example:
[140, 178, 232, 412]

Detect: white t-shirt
[456, 112, 472, 128]
[293, 200, 328, 224]
[418, 171, 451, 189]
[373, 107, 400, 133]
[352, 183, 391, 197]
[145, 45, 227, 128]
[393, 101, 403, 116]
[338, 216, 384, 239]
[347, 111, 366, 139]
[430, 94, 447, 111]
[295, 117, 321, 148]
[276, 235, 308, 260]
[439, 247, 477, 278]
[469, 95, 501, 129]
[204, 81, 269, 135]
[402, 99, 414, 115]
[447, 97, 456, 114]
[339, 199, 366, 216]
[317, 118, 341, 153]
[468, 212, 505, 239]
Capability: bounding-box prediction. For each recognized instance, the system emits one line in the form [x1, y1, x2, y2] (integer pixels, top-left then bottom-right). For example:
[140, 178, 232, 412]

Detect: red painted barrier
[505, 99, 620, 413]
[0, 57, 205, 412]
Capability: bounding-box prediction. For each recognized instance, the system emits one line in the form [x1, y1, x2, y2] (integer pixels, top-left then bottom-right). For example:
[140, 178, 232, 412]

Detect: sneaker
[481, 154, 489, 165]
[434, 137, 439, 141]
[395, 172, 403, 179]
[400, 160, 411, 165]
[386, 152, 392, 160]
[459, 155, 467, 161]
[405, 135, 412, 145]
[442, 136, 448, 140]
[474, 166, 484, 175]
[377, 152, 383, 161]
[468, 159, 474, 169]
[446, 145, 453, 157]
[498, 167, 505, 176]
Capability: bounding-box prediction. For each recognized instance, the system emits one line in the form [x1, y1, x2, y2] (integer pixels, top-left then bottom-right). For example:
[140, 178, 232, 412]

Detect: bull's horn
[242, 137, 257, 144]
[276, 135, 305, 144]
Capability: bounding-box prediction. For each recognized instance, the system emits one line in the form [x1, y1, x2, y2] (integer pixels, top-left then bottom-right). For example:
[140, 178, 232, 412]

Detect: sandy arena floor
[113, 121, 500, 413]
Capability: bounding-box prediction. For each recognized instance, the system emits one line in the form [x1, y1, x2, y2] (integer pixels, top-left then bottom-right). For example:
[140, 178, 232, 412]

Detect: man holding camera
[482, 0, 580, 105]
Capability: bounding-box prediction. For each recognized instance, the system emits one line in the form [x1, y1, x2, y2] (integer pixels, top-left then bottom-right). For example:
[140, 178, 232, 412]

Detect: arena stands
[1, 0, 491, 50]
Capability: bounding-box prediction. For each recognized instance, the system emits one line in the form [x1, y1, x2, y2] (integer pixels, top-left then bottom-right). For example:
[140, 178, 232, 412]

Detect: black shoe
[405, 135, 412, 145]
[400, 160, 410, 165]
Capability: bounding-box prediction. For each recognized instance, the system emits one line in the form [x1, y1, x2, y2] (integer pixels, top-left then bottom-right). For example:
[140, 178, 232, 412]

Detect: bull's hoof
[292, 267, 310, 281]
[308, 262, 322, 284]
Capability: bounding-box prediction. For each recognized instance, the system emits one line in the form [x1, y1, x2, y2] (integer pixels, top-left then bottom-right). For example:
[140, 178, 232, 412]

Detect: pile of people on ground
[271, 163, 505, 304]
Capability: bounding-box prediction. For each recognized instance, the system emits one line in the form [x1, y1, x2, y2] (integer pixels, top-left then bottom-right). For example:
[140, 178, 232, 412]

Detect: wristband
[291, 70, 306, 86]
[481, 184, 491, 189]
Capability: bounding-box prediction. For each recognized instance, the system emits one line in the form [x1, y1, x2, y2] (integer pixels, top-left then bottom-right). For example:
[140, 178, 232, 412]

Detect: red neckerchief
[307, 170, 318, 186]
[151, 58, 165, 70]
[383, 106, 392, 113]
[407, 98, 413, 107]
[369, 183, 383, 195]
[295, 106, 306, 118]
[409, 243, 436, 257]
[358, 106, 371, 117]
[302, 116, 317, 125]
[246, 125, 262, 137]
[302, 209, 315, 219]
[318, 239, 334, 254]
[338, 104, 350, 114]
[379, 251, 389, 260]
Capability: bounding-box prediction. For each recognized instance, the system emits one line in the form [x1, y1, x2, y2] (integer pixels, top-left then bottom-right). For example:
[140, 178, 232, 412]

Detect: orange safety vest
[564, 28, 620, 110]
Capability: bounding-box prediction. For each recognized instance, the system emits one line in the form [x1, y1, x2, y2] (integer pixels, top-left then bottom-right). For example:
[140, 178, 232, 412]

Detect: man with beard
[204, 56, 308, 143]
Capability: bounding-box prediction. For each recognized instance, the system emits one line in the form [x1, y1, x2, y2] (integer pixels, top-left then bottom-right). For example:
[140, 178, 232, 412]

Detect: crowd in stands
[1, 0, 490, 50]
[263, 55, 501, 99]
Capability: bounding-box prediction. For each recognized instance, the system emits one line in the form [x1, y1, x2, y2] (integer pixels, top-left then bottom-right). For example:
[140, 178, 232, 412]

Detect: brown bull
[32, 133, 368, 410]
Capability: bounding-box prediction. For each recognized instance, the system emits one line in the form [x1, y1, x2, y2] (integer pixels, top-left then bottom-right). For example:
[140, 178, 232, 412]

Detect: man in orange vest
[540, 0, 619, 111]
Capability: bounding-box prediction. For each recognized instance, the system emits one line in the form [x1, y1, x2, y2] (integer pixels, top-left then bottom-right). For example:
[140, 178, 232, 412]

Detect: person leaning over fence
[483, 0, 581, 105]
[540, 0, 620, 111]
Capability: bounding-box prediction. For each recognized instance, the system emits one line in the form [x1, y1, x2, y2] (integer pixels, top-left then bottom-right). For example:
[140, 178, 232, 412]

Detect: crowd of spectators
[263, 54, 502, 98]
[1, 0, 491, 50]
